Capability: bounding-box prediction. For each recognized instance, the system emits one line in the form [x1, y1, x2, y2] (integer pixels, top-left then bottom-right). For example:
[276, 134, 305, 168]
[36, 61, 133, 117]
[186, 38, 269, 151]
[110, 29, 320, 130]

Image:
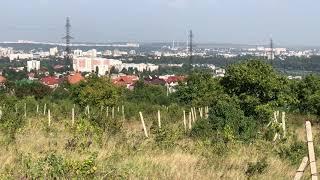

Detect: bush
[190, 118, 213, 140]
[275, 140, 307, 165]
[245, 157, 268, 177]
[0, 104, 24, 141]
[208, 96, 257, 142]
[154, 126, 183, 149]
[71, 76, 123, 108]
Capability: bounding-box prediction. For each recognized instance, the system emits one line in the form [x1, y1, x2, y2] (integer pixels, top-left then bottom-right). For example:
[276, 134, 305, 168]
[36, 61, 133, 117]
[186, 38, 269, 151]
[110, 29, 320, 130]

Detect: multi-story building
[73, 57, 122, 76]
[9, 53, 33, 61]
[27, 60, 40, 72]
[49, 47, 58, 56]
[83, 49, 97, 58]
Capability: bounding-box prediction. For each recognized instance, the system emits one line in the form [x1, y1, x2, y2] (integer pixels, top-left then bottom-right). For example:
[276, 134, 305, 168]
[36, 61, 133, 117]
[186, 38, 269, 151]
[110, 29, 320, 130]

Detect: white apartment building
[103, 50, 112, 56]
[0, 47, 13, 57]
[73, 57, 122, 76]
[49, 47, 58, 56]
[27, 60, 40, 72]
[9, 53, 33, 61]
[73, 49, 83, 57]
[83, 49, 97, 58]
[120, 63, 159, 72]
[129, 50, 136, 55]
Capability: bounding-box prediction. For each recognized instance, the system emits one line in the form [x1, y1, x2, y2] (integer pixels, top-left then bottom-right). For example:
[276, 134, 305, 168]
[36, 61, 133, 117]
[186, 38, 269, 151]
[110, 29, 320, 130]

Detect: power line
[62, 17, 74, 69]
[189, 30, 193, 63]
[62, 17, 73, 56]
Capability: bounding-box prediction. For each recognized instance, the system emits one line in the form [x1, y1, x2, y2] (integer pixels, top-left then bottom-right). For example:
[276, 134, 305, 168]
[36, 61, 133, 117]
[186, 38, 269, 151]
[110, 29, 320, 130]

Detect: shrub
[154, 126, 183, 149]
[71, 76, 123, 108]
[275, 140, 307, 165]
[245, 157, 268, 177]
[190, 118, 213, 140]
[0, 105, 24, 141]
[208, 96, 257, 142]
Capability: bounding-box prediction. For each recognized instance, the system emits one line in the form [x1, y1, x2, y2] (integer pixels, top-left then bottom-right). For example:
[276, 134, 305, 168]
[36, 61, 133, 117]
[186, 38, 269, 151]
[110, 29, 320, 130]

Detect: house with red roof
[144, 76, 166, 86]
[159, 75, 186, 94]
[166, 76, 185, 84]
[112, 75, 139, 90]
[40, 76, 60, 88]
[67, 72, 85, 85]
[0, 76, 6, 86]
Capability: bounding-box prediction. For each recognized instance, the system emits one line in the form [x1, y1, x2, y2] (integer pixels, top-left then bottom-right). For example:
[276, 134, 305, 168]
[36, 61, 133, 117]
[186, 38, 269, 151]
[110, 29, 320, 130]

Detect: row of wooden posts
[14, 103, 126, 127]
[294, 121, 318, 180]
[139, 106, 210, 138]
[15, 103, 209, 131]
[267, 111, 287, 141]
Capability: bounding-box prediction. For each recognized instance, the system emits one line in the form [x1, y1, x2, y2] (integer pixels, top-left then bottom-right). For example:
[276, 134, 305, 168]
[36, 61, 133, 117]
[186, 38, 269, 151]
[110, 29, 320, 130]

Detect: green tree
[14, 80, 51, 99]
[295, 74, 320, 115]
[127, 80, 170, 105]
[71, 76, 122, 108]
[221, 60, 294, 120]
[174, 72, 223, 107]
[191, 95, 257, 142]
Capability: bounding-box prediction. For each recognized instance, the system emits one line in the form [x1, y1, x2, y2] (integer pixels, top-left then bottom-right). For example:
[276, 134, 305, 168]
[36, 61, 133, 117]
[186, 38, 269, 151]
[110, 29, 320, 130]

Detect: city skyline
[0, 0, 320, 46]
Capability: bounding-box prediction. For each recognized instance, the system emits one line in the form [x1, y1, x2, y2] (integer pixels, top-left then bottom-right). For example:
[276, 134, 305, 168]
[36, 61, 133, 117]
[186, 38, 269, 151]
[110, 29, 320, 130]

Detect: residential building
[27, 60, 40, 72]
[67, 72, 85, 84]
[73, 57, 122, 76]
[40, 76, 60, 88]
[49, 47, 58, 56]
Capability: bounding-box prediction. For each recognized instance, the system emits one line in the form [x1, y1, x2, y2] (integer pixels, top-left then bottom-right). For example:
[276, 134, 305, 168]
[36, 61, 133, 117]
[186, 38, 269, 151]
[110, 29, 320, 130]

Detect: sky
[0, 0, 319, 46]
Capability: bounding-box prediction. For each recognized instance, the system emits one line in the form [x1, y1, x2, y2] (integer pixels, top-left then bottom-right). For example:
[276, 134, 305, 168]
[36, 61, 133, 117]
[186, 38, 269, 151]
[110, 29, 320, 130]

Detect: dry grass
[0, 114, 316, 179]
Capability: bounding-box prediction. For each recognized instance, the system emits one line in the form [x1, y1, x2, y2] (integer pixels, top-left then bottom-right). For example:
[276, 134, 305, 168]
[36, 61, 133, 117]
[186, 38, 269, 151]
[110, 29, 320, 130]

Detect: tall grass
[0, 102, 315, 179]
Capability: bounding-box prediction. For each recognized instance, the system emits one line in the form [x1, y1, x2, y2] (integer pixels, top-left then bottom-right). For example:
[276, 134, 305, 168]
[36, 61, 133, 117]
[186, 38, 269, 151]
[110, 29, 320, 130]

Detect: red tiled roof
[41, 76, 60, 86]
[113, 75, 139, 86]
[67, 73, 84, 85]
[144, 77, 166, 85]
[166, 76, 185, 84]
[0, 76, 6, 83]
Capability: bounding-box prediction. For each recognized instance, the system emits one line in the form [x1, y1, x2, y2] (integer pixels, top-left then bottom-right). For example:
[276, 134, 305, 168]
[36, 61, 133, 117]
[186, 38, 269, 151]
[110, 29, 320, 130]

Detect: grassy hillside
[0, 105, 316, 179]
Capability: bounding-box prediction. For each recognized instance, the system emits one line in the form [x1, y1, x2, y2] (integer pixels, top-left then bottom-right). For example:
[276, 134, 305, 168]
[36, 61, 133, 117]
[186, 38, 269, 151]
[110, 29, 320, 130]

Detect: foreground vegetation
[1, 60, 320, 179]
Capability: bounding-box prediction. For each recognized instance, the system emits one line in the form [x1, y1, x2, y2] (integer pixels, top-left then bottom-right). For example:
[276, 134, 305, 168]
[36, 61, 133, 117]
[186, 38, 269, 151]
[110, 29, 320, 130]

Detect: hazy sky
[0, 0, 319, 46]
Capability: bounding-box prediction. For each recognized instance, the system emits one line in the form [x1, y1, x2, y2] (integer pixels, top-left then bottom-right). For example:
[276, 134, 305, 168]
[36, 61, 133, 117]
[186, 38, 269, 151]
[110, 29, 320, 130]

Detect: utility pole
[189, 30, 193, 64]
[269, 37, 274, 67]
[62, 17, 74, 69]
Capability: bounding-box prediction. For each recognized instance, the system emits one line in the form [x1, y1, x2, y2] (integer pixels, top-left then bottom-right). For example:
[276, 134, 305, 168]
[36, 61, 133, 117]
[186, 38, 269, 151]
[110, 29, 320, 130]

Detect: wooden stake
[0, 108, 3, 120]
[122, 105, 125, 121]
[205, 106, 209, 119]
[199, 108, 203, 119]
[36, 104, 39, 114]
[43, 103, 47, 115]
[188, 112, 192, 130]
[193, 107, 197, 121]
[106, 106, 109, 117]
[183, 110, 187, 132]
[273, 111, 278, 123]
[87, 105, 90, 117]
[139, 112, 148, 138]
[294, 156, 309, 180]
[72, 108, 75, 126]
[157, 110, 161, 128]
[191, 108, 195, 123]
[282, 112, 286, 138]
[48, 109, 51, 126]
[306, 121, 318, 180]
[112, 107, 115, 119]
[118, 106, 120, 112]
[24, 103, 27, 118]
